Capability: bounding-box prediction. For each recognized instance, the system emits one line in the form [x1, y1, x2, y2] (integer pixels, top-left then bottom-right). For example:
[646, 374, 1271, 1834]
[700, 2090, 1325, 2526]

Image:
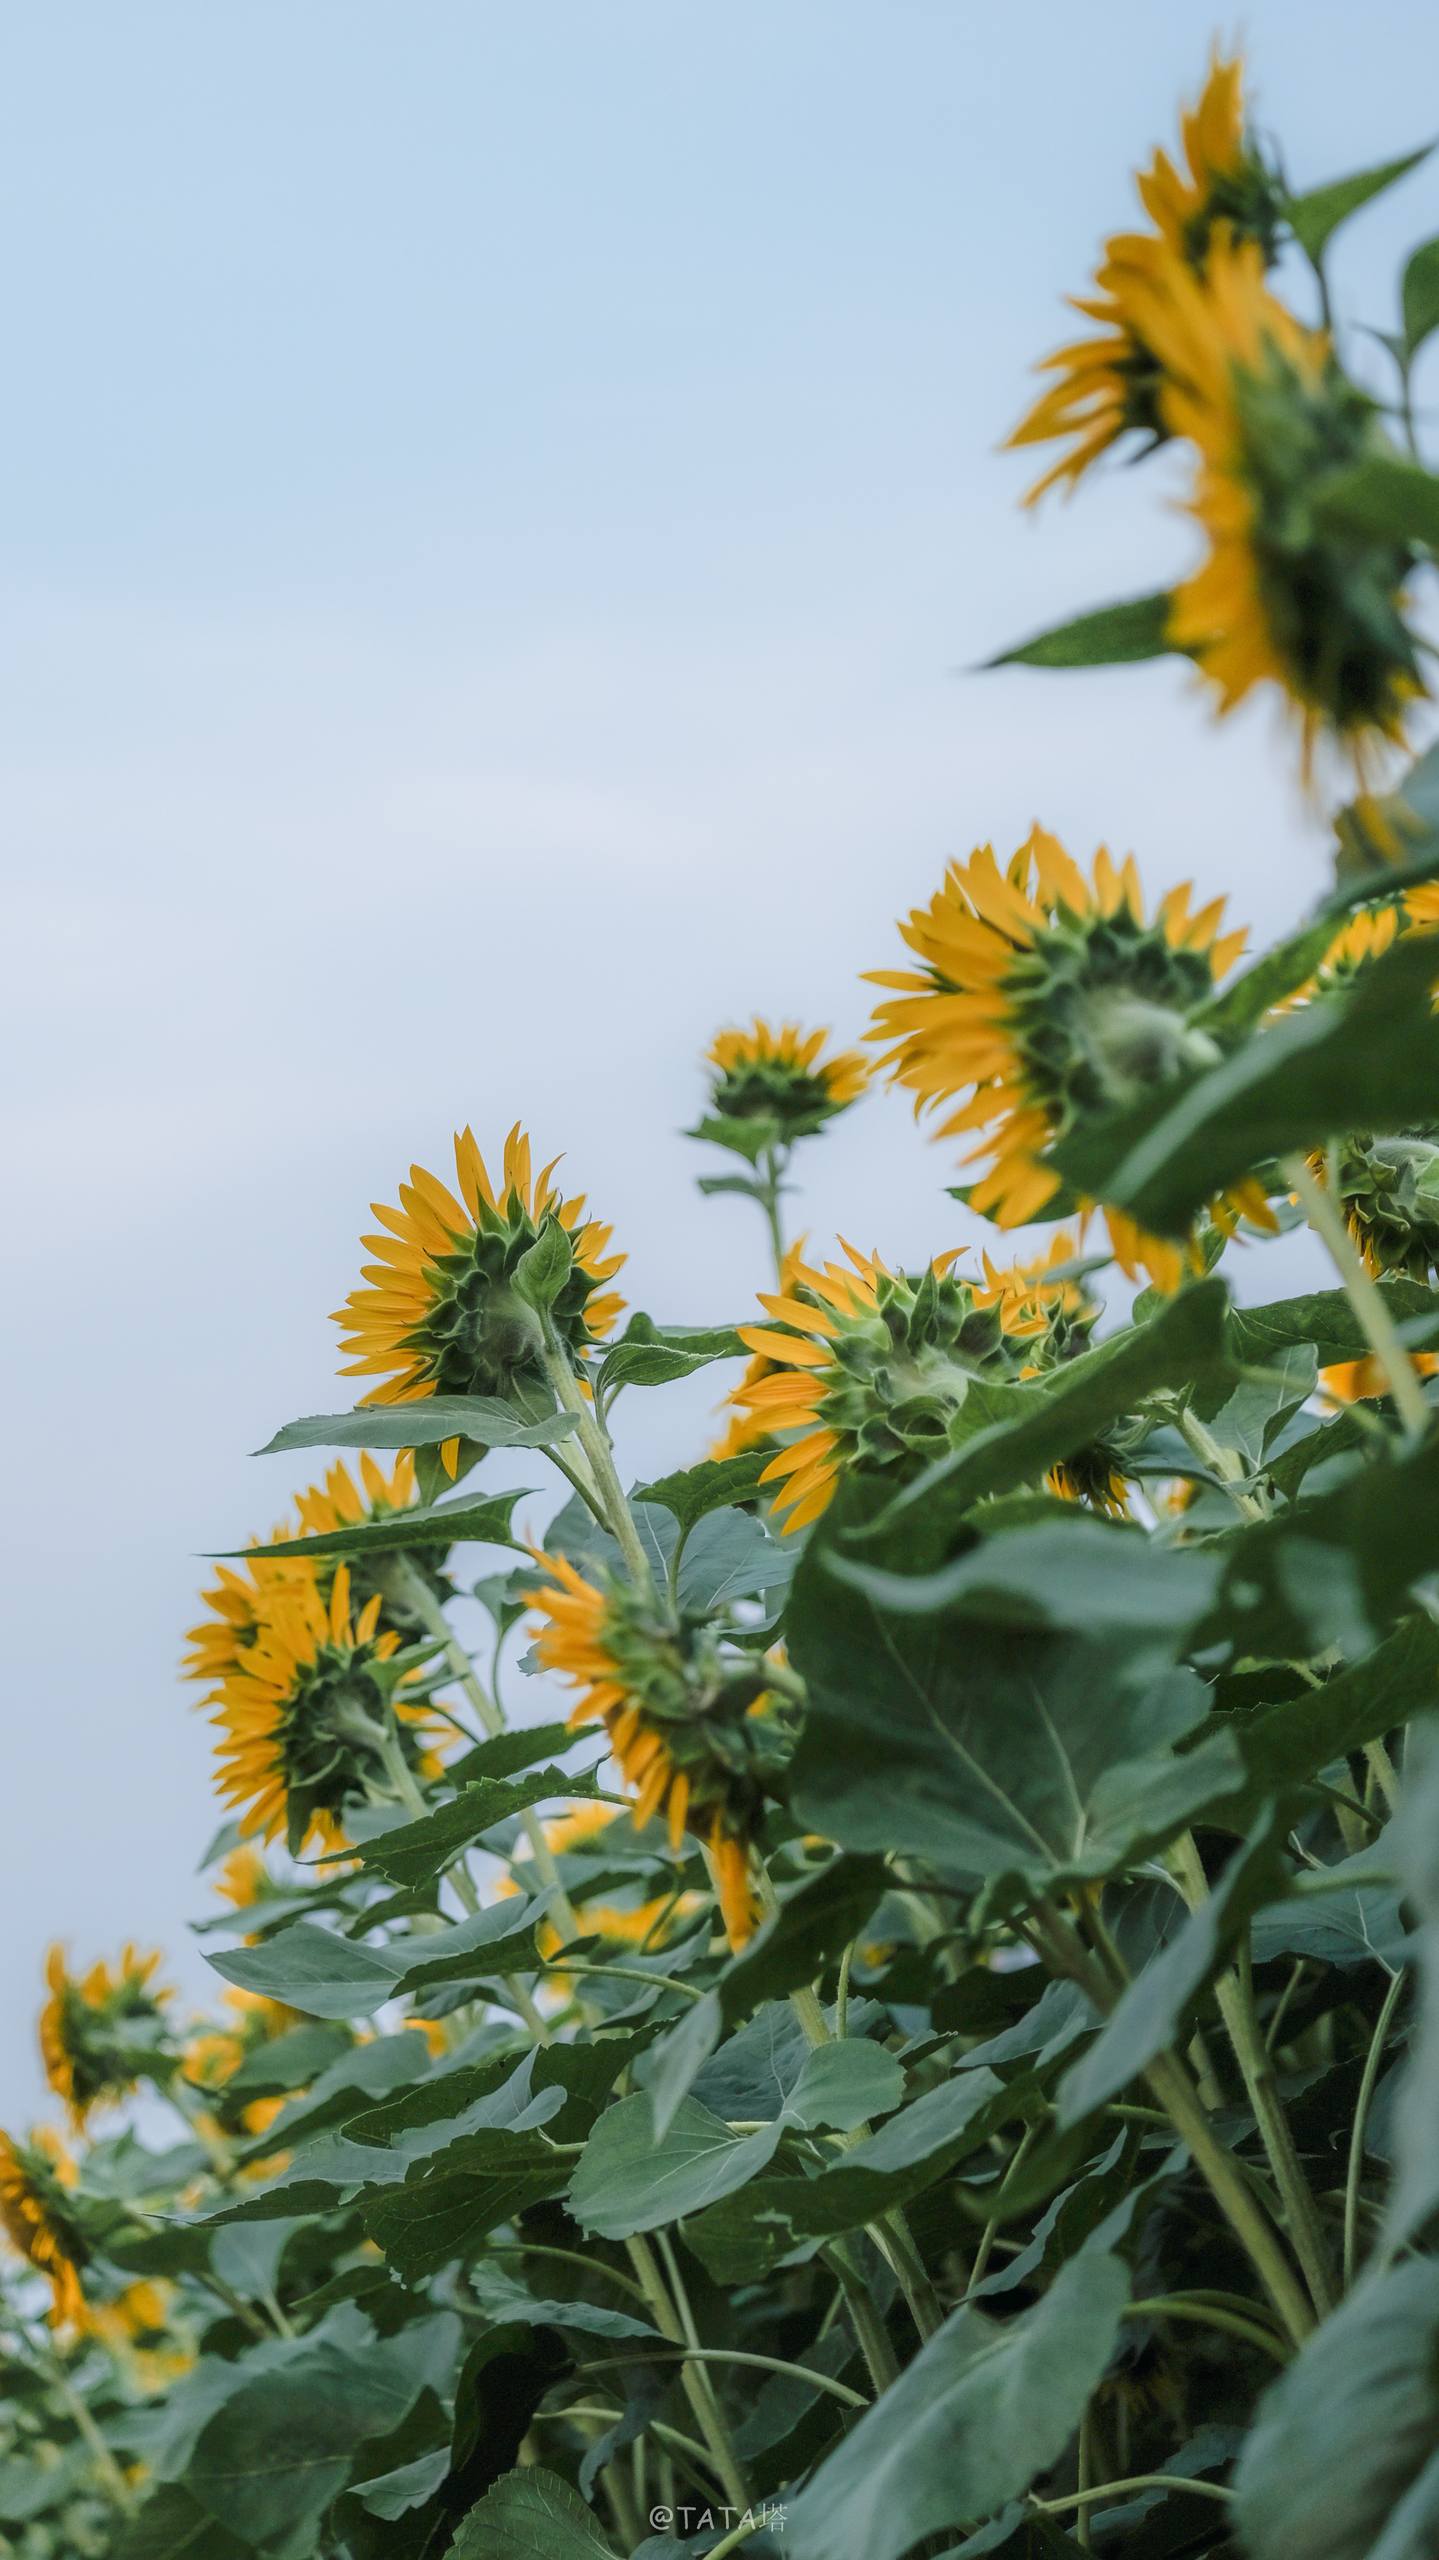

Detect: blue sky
[4, 1, 1437, 2109]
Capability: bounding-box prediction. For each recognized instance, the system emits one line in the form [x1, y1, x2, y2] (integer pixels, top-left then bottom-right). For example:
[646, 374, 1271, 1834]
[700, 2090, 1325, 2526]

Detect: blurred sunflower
[1008, 51, 1284, 502]
[528, 1552, 783, 1948]
[211, 1560, 444, 1855]
[40, 1945, 173, 2130]
[0, 2129, 89, 2325]
[184, 1989, 309, 2143]
[732, 1242, 1039, 1531]
[1142, 236, 1427, 780]
[866, 827, 1272, 1290]
[702, 1020, 869, 1141]
[334, 1123, 625, 1476]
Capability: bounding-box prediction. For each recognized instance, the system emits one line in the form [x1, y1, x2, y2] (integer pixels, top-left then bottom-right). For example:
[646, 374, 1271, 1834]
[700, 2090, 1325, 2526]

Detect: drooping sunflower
[731, 1241, 1049, 1532]
[866, 827, 1273, 1291]
[333, 1124, 626, 1477]
[211, 1560, 444, 1855]
[0, 2128, 89, 2326]
[701, 1020, 869, 1142]
[1140, 236, 1427, 779]
[1008, 51, 1284, 503]
[40, 1945, 174, 2130]
[528, 1553, 785, 1948]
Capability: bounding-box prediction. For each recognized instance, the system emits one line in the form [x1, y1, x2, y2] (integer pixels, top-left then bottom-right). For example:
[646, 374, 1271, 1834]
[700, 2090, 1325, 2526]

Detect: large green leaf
[1235, 2260, 1439, 2560]
[1229, 1284, 1439, 1372]
[362, 2130, 575, 2278]
[789, 1523, 1241, 1895]
[567, 2093, 782, 2238]
[632, 1450, 774, 1534]
[355, 1767, 599, 1890]
[1053, 934, 1439, 1239]
[772, 2069, 1039, 2242]
[1235, 1620, 1439, 1796]
[209, 1899, 552, 2017]
[113, 2487, 252, 2560]
[182, 2308, 459, 2546]
[257, 1399, 579, 1456]
[226, 1487, 529, 1562]
[985, 591, 1175, 669]
[596, 1316, 747, 1398]
[453, 2467, 615, 2559]
[1286, 141, 1433, 261]
[785, 2252, 1130, 2560]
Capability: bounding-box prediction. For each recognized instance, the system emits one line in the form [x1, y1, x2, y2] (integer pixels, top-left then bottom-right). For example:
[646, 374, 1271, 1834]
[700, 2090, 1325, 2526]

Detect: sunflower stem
[1284, 1150, 1431, 1436]
[540, 1337, 657, 1599]
[1170, 1836, 1336, 2319]
[1345, 1965, 1407, 2285]
[1173, 1406, 1269, 1521]
[621, 2233, 753, 2512]
[375, 1556, 582, 1940]
[758, 1141, 789, 1278]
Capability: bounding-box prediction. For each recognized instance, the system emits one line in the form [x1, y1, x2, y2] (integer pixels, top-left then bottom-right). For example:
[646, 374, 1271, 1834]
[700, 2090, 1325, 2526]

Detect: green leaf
[789, 1533, 1242, 1895]
[467, 2266, 658, 2343]
[512, 1215, 574, 1312]
[228, 1487, 530, 1563]
[350, 2446, 451, 2520]
[1235, 2259, 1439, 2560]
[1236, 1619, 1439, 1796]
[453, 2467, 616, 2559]
[633, 1450, 775, 1534]
[361, 2129, 574, 2278]
[1404, 236, 1439, 355]
[445, 1720, 582, 1787]
[209, 1900, 552, 2017]
[1193, 915, 1342, 1041]
[985, 590, 1175, 670]
[785, 2038, 904, 2132]
[596, 1315, 747, 1397]
[567, 2093, 782, 2238]
[775, 2069, 1039, 2241]
[785, 2252, 1130, 2560]
[1053, 932, 1439, 1240]
[1286, 142, 1433, 261]
[257, 1398, 578, 1456]
[355, 1768, 598, 1890]
[1057, 1814, 1284, 2124]
[1312, 454, 1439, 548]
[183, 2309, 459, 2546]
[1229, 1283, 1439, 1372]
[864, 1279, 1232, 1532]
[114, 2487, 253, 2560]
[833, 1505, 1222, 1646]
[1250, 1855, 1409, 1971]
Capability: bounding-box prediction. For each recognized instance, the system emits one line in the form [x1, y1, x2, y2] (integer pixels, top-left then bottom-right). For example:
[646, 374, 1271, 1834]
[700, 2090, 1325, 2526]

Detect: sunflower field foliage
[13, 49, 1439, 2560]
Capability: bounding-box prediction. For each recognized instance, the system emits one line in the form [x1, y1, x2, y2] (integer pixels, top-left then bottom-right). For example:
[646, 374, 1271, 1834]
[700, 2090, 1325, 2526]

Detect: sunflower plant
[12, 46, 1439, 2560]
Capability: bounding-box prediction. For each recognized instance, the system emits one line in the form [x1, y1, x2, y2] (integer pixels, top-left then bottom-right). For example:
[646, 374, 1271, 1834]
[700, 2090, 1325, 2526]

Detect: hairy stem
[1285, 1151, 1430, 1435]
[1346, 1966, 1407, 2285]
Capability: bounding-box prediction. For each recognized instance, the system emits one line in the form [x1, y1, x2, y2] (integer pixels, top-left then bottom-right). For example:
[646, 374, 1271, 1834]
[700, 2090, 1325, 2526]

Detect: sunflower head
[40, 1945, 174, 2129]
[732, 1241, 1052, 1532]
[867, 830, 1268, 1290]
[182, 1541, 307, 1692]
[211, 1560, 443, 1855]
[1315, 1135, 1439, 1287]
[334, 1126, 625, 1478]
[1008, 51, 1284, 503]
[702, 1019, 869, 1144]
[528, 1553, 787, 1947]
[1145, 237, 1427, 779]
[0, 2128, 89, 2326]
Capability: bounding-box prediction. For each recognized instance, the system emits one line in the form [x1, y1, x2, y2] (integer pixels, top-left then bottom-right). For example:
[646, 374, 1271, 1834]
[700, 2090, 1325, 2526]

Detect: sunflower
[211, 1560, 444, 1855]
[40, 1945, 173, 2130]
[182, 1539, 305, 1692]
[184, 1989, 310, 2143]
[84, 2279, 190, 2390]
[733, 1242, 1053, 1531]
[702, 1020, 869, 1141]
[975, 1234, 1132, 1516]
[1309, 1135, 1439, 1288]
[333, 1124, 625, 1477]
[1321, 1351, 1439, 1405]
[528, 1553, 784, 1948]
[866, 827, 1273, 1291]
[214, 1844, 269, 1912]
[1008, 51, 1284, 503]
[1140, 236, 1427, 780]
[0, 2129, 89, 2326]
[709, 1237, 814, 1464]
